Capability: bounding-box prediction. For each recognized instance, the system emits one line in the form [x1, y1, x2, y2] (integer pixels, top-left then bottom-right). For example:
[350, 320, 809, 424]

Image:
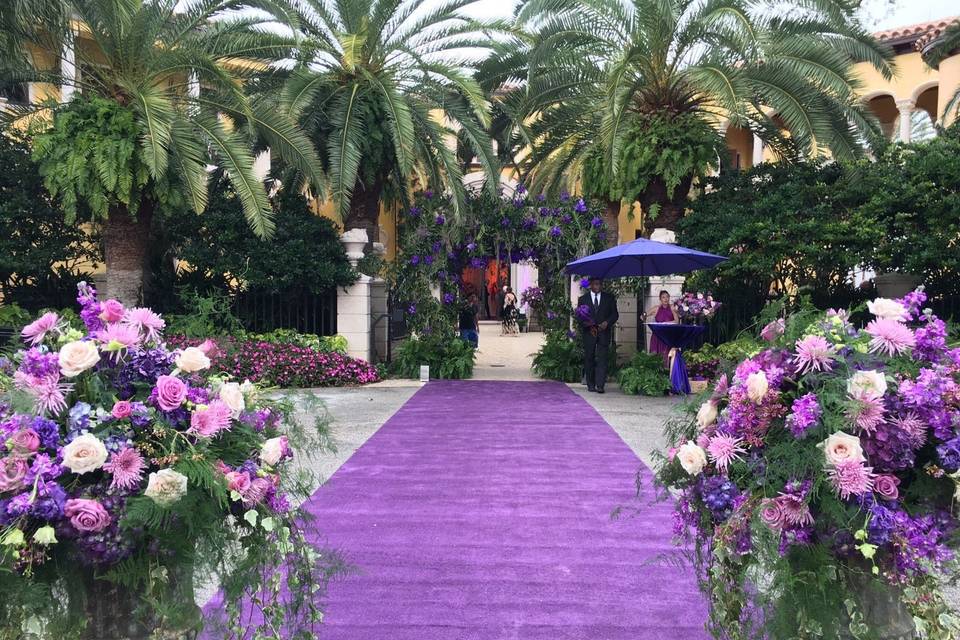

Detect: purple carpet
[209, 380, 709, 638]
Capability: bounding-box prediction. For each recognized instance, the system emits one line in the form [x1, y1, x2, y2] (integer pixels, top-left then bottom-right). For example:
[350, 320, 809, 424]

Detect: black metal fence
[232, 290, 337, 336]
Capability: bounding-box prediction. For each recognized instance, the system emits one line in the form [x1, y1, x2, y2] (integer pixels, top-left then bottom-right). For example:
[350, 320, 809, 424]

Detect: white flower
[847, 370, 887, 399]
[677, 441, 708, 476]
[144, 469, 188, 506]
[58, 340, 100, 377]
[696, 402, 718, 429]
[61, 434, 108, 474]
[260, 436, 288, 466]
[218, 382, 246, 418]
[820, 431, 866, 466]
[745, 371, 769, 404]
[867, 298, 907, 322]
[175, 347, 211, 373]
[33, 525, 58, 546]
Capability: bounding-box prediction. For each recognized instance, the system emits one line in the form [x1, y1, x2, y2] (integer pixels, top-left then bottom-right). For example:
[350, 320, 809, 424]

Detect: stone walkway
[471, 322, 544, 380]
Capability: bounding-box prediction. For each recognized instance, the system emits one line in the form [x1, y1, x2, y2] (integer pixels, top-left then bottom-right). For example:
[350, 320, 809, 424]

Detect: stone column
[751, 135, 764, 167]
[61, 31, 76, 102]
[338, 229, 373, 362]
[614, 295, 638, 362]
[643, 229, 685, 351]
[896, 99, 914, 143]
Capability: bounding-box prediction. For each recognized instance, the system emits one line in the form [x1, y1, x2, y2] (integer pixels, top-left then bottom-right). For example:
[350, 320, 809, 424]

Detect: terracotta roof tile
[873, 16, 958, 49]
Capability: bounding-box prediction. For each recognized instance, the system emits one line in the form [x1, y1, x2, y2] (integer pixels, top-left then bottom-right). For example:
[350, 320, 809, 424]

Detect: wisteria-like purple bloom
[785, 393, 820, 437]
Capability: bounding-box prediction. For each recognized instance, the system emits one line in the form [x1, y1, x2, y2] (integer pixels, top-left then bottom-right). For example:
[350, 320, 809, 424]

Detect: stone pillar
[643, 229, 685, 351]
[614, 295, 638, 362]
[751, 135, 764, 167]
[896, 99, 913, 143]
[61, 31, 76, 102]
[338, 229, 374, 362]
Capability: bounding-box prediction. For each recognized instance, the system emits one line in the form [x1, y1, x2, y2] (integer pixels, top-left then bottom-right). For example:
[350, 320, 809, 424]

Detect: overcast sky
[461, 0, 957, 30]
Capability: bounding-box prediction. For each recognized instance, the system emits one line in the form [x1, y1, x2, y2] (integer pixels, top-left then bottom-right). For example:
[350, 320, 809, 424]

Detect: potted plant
[657, 289, 960, 639]
[0, 283, 336, 639]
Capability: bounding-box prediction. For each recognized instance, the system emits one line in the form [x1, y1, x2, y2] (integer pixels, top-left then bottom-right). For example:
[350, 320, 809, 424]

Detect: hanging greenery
[387, 186, 607, 378]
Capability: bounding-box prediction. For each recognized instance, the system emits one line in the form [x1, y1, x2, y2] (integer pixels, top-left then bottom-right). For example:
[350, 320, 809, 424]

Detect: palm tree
[508, 0, 894, 234]
[278, 0, 504, 243]
[924, 20, 960, 123]
[0, 0, 321, 303]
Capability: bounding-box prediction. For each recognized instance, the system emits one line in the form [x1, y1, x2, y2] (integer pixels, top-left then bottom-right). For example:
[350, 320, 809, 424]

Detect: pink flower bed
[166, 336, 380, 388]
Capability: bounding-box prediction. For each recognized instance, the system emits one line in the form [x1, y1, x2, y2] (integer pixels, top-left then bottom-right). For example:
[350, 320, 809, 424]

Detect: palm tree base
[103, 203, 153, 305]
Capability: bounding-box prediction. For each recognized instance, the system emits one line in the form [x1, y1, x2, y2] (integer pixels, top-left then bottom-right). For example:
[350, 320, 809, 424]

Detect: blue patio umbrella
[565, 237, 727, 278]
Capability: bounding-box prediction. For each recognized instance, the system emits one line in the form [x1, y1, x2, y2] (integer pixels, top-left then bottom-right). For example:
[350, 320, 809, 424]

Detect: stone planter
[874, 273, 921, 299]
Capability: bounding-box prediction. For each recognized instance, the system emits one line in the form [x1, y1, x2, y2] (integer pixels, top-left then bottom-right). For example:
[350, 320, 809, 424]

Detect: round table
[646, 323, 707, 394]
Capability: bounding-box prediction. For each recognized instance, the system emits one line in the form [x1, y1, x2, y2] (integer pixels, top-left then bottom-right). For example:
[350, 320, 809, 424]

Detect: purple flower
[407, 304, 417, 315]
[501, 217, 512, 227]
[409, 255, 420, 265]
[466, 242, 476, 251]
[561, 214, 572, 224]
[560, 191, 570, 202]
[591, 216, 603, 228]
[435, 214, 444, 225]
[522, 218, 537, 230]
[785, 393, 820, 438]
[580, 278, 590, 288]
[536, 194, 546, 202]
[549, 226, 561, 238]
[442, 293, 456, 305]
[700, 475, 740, 523]
[516, 184, 527, 196]
[424, 190, 434, 199]
[408, 206, 421, 217]
[424, 255, 434, 265]
[574, 198, 588, 213]
[937, 437, 960, 473]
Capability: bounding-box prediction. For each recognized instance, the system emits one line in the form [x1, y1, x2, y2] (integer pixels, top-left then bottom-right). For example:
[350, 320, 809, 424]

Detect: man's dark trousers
[578, 290, 618, 390]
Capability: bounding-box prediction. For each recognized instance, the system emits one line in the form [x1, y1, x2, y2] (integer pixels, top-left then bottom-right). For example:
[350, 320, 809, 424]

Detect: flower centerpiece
[675, 291, 721, 325]
[657, 290, 960, 639]
[0, 284, 336, 639]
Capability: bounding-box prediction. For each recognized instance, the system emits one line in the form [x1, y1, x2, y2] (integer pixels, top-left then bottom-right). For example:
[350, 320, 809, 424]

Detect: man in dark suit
[578, 276, 619, 393]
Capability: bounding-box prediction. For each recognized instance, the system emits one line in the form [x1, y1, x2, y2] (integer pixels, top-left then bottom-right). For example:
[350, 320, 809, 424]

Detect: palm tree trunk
[637, 174, 694, 233]
[603, 198, 621, 247]
[103, 202, 153, 305]
[344, 178, 384, 245]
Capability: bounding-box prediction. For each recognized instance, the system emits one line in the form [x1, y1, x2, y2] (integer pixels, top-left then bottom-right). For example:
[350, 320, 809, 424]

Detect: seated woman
[644, 290, 679, 365]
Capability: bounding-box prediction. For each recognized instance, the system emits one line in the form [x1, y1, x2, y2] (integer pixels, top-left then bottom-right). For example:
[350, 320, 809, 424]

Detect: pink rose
[759, 498, 786, 530]
[99, 299, 125, 323]
[9, 429, 40, 454]
[0, 457, 29, 492]
[760, 319, 785, 342]
[155, 375, 187, 412]
[64, 498, 111, 533]
[111, 400, 133, 420]
[874, 474, 900, 500]
[198, 339, 219, 358]
[225, 471, 252, 493]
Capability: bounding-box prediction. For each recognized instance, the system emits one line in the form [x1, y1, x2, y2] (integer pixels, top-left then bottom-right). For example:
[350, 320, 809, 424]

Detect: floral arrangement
[675, 291, 720, 324]
[0, 284, 337, 638]
[520, 286, 545, 311]
[657, 290, 960, 639]
[167, 335, 379, 388]
[574, 304, 594, 326]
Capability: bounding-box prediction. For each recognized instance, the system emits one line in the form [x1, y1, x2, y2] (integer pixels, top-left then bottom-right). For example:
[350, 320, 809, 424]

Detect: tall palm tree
[278, 0, 504, 243]
[0, 0, 321, 303]
[924, 20, 960, 123]
[508, 0, 894, 234]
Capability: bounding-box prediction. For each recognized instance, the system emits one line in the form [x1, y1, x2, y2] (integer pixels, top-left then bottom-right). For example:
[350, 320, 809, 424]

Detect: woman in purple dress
[645, 290, 680, 364]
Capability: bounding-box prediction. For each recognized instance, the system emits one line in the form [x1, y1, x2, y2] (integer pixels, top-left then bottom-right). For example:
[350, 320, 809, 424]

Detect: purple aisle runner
[216, 380, 709, 639]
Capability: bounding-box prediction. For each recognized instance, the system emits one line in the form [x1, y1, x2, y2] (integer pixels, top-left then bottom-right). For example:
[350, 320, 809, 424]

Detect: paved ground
[472, 322, 544, 380]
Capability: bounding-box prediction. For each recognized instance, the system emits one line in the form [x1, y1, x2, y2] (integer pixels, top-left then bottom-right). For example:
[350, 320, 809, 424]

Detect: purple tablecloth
[646, 323, 707, 394]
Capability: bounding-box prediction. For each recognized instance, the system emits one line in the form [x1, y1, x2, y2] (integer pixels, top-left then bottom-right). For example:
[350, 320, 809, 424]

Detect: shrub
[616, 352, 671, 396]
[532, 333, 584, 383]
[391, 335, 475, 380]
[246, 329, 347, 354]
[167, 336, 379, 388]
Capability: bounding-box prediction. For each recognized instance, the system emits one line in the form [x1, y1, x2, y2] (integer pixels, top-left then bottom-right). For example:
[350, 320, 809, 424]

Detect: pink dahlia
[865, 318, 916, 357]
[776, 493, 813, 526]
[793, 335, 835, 374]
[891, 412, 926, 448]
[188, 400, 233, 438]
[846, 392, 885, 434]
[21, 312, 59, 346]
[94, 323, 142, 356]
[122, 307, 165, 343]
[829, 460, 874, 500]
[103, 447, 146, 490]
[706, 434, 745, 471]
[14, 371, 71, 416]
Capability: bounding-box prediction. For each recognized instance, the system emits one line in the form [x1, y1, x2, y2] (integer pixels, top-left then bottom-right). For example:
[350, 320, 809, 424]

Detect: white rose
[260, 436, 287, 466]
[820, 431, 866, 466]
[745, 371, 768, 404]
[144, 469, 188, 506]
[677, 441, 708, 476]
[696, 402, 718, 429]
[867, 298, 907, 321]
[61, 434, 108, 474]
[847, 370, 887, 399]
[58, 340, 100, 377]
[219, 382, 246, 418]
[175, 347, 211, 373]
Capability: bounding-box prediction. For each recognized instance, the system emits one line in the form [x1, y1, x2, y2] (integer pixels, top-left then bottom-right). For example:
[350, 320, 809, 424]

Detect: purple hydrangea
[936, 437, 960, 472]
[700, 475, 739, 523]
